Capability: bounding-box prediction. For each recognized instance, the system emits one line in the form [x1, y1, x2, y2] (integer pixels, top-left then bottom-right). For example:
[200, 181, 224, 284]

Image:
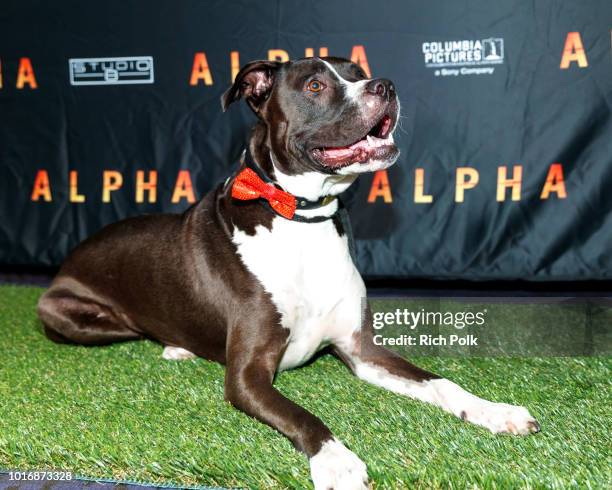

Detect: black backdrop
[1, 0, 611, 280]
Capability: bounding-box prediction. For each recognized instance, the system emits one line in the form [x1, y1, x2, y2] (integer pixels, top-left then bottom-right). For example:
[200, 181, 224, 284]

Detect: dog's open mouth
[311, 114, 397, 168]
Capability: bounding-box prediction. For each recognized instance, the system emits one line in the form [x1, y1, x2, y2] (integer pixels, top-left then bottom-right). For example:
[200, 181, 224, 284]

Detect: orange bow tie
[231, 167, 297, 219]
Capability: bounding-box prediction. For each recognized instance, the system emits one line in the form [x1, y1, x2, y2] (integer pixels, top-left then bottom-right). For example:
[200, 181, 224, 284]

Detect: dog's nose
[366, 78, 395, 99]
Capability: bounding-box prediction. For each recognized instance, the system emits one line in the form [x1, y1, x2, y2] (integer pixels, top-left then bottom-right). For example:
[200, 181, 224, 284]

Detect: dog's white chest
[232, 216, 365, 370]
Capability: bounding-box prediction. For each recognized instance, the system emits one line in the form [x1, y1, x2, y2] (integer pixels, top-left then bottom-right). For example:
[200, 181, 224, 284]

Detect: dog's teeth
[367, 135, 375, 146]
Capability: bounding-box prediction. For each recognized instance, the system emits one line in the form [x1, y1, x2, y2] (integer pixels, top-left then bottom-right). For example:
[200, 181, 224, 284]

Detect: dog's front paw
[464, 402, 540, 435]
[309, 438, 368, 490]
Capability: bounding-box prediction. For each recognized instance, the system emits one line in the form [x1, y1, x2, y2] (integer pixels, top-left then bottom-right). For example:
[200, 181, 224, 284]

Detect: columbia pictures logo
[482, 38, 504, 62]
[69, 56, 154, 86]
[422, 38, 504, 67]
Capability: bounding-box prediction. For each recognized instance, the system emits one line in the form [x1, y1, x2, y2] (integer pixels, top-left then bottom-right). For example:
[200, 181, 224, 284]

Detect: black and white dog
[38, 57, 539, 490]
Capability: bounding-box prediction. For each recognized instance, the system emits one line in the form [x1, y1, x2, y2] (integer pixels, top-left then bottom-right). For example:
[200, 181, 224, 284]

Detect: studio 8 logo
[69, 56, 154, 86]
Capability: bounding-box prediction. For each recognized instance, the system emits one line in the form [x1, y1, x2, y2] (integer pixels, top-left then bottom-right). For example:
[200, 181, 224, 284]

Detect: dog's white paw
[463, 401, 540, 435]
[162, 346, 197, 360]
[310, 438, 368, 490]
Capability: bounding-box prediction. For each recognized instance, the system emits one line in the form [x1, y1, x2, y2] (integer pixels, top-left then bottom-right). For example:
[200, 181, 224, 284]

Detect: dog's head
[222, 57, 400, 177]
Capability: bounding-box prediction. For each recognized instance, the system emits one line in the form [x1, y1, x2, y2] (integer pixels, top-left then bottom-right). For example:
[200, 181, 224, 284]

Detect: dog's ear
[221, 60, 282, 113]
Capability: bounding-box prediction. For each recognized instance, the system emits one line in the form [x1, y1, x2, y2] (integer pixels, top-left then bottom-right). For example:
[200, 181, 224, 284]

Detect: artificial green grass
[0, 285, 610, 489]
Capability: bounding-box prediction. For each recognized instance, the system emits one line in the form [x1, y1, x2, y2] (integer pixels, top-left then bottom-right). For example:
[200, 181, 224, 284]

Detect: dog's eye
[307, 79, 325, 93]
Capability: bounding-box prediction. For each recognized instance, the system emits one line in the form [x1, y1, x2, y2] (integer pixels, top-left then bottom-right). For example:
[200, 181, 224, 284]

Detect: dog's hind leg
[38, 288, 141, 346]
[334, 307, 540, 436]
